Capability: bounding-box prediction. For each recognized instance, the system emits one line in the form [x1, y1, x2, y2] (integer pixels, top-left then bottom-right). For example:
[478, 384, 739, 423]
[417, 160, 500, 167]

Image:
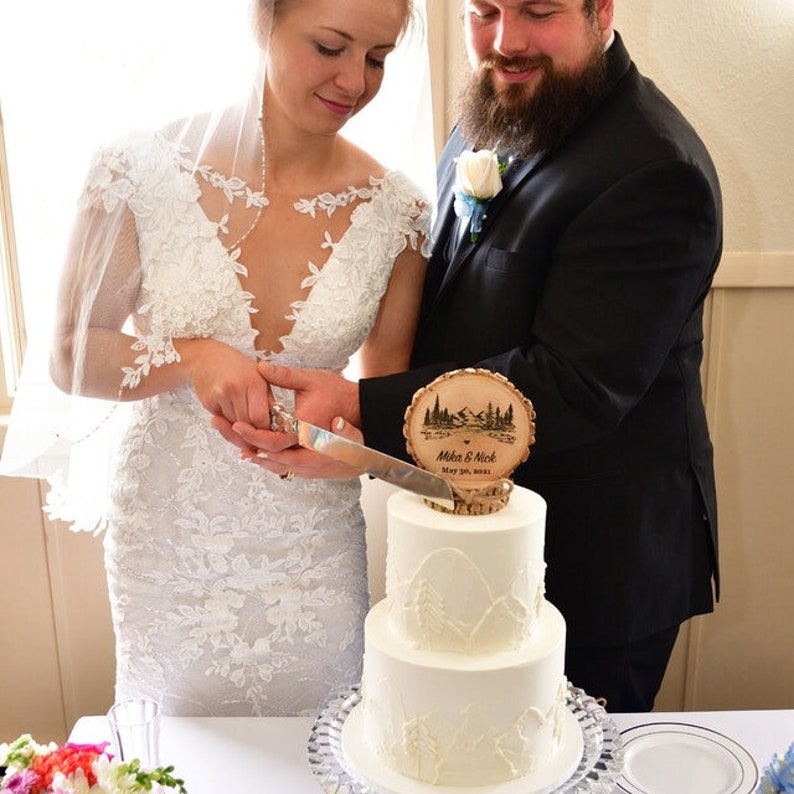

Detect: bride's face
[265, 0, 408, 136]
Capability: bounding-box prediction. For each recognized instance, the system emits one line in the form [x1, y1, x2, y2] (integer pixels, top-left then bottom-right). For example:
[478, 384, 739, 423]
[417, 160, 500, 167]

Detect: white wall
[613, 1, 794, 253]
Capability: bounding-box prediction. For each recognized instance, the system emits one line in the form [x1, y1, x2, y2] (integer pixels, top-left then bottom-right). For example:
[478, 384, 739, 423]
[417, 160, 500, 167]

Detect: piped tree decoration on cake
[402, 718, 439, 783]
[413, 580, 450, 643]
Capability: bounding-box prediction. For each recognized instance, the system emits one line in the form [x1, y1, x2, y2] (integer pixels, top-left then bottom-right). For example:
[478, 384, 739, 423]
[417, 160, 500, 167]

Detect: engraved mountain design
[421, 394, 516, 443]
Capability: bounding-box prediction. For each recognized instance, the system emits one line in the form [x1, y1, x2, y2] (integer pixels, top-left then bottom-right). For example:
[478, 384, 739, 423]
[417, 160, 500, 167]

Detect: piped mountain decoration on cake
[404, 369, 535, 513]
[362, 677, 563, 786]
[387, 547, 544, 653]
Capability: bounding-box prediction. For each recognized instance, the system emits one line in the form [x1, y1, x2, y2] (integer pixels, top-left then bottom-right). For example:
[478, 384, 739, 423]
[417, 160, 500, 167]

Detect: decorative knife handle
[270, 403, 297, 434]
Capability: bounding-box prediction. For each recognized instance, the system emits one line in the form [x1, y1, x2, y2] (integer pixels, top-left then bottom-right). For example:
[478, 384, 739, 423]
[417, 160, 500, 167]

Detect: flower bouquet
[0, 735, 187, 794]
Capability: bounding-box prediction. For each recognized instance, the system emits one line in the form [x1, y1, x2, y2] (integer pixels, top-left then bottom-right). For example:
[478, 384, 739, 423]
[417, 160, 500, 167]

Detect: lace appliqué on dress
[67, 130, 431, 717]
[275, 173, 432, 371]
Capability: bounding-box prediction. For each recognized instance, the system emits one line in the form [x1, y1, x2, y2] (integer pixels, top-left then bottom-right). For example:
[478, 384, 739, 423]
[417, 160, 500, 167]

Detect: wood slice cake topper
[404, 369, 536, 514]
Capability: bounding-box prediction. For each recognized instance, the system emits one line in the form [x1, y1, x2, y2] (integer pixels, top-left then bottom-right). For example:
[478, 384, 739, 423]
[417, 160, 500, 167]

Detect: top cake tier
[384, 486, 548, 655]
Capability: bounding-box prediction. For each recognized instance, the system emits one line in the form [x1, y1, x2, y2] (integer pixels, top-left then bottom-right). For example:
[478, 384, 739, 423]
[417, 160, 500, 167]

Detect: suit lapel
[435, 147, 549, 295]
[424, 33, 634, 316]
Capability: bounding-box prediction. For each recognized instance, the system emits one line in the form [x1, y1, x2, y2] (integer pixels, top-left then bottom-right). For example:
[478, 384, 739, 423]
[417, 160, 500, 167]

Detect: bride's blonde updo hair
[252, 0, 418, 47]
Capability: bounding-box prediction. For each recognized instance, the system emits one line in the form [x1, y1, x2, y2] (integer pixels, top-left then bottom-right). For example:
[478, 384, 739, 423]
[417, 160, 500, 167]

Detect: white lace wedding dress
[78, 131, 430, 717]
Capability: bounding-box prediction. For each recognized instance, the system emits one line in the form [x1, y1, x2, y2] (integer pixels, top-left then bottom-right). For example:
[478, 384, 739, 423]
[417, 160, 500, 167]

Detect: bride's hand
[236, 416, 363, 480]
[176, 338, 272, 428]
[209, 360, 364, 478]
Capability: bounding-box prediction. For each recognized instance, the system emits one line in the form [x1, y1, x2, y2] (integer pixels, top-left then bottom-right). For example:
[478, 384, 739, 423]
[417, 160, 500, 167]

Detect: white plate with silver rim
[617, 722, 758, 794]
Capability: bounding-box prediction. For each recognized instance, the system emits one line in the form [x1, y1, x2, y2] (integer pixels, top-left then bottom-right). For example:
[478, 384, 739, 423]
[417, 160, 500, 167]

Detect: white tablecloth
[69, 708, 794, 793]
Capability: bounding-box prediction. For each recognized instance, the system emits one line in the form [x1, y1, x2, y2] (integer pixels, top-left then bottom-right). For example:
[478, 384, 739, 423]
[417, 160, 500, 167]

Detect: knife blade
[270, 405, 455, 511]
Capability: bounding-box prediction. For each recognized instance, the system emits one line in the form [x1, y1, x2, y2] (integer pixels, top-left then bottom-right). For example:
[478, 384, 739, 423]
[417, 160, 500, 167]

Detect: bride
[45, 0, 429, 716]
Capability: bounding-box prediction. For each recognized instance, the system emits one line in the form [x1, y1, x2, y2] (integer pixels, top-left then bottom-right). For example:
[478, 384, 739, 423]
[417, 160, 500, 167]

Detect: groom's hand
[211, 362, 364, 479]
[261, 362, 362, 429]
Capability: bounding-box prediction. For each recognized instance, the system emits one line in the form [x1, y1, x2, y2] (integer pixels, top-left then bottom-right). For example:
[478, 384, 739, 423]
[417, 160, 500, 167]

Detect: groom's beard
[457, 46, 608, 161]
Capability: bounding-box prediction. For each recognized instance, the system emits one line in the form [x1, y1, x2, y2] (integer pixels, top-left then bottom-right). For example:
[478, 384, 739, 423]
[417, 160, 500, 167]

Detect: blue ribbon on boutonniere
[453, 149, 509, 243]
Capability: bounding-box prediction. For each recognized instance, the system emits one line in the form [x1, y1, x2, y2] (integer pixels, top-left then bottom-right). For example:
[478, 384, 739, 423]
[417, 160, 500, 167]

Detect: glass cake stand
[307, 683, 624, 794]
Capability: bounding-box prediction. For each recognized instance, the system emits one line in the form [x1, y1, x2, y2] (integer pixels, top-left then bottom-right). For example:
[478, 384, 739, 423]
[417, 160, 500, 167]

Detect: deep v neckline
[207, 175, 389, 358]
[88, 134, 428, 389]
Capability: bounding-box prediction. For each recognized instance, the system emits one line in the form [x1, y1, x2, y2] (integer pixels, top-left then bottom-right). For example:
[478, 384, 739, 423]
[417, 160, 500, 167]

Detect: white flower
[453, 149, 505, 242]
[454, 149, 503, 200]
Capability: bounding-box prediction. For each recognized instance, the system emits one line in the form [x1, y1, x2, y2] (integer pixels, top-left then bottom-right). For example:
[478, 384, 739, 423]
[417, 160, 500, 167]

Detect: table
[69, 708, 794, 793]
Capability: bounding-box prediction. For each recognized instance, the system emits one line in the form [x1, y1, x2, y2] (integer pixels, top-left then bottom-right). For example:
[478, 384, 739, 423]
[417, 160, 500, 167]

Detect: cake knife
[269, 404, 455, 510]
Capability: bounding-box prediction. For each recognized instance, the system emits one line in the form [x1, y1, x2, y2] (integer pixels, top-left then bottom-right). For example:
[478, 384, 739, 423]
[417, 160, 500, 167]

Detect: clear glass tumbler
[107, 698, 161, 769]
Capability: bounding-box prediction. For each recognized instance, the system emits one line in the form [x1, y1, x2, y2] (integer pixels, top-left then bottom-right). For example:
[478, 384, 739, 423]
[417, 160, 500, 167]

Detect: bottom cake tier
[353, 598, 572, 788]
[341, 699, 583, 794]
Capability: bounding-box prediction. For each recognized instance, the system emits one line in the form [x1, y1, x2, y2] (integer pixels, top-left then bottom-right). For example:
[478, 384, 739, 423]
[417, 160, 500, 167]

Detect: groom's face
[463, 0, 611, 103]
[457, 0, 613, 158]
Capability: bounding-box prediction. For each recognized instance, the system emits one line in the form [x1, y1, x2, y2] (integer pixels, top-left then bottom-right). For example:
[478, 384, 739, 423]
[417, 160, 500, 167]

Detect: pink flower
[1, 769, 38, 794]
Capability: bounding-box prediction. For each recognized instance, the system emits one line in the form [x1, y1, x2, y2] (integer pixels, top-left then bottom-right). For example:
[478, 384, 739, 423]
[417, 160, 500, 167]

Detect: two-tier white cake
[341, 485, 583, 793]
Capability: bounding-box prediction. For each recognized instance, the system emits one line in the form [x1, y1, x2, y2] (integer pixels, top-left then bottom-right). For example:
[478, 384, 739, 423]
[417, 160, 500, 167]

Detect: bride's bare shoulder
[339, 136, 389, 182]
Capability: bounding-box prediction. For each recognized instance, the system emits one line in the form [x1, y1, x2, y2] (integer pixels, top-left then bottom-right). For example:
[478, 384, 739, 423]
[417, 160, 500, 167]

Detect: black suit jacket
[361, 33, 721, 646]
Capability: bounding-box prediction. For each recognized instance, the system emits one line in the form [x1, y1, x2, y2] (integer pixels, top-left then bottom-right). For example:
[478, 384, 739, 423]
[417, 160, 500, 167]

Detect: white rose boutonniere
[453, 149, 506, 243]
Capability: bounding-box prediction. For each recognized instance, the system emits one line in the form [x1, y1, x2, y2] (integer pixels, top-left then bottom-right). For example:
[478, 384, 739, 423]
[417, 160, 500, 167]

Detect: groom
[218, 0, 722, 712]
